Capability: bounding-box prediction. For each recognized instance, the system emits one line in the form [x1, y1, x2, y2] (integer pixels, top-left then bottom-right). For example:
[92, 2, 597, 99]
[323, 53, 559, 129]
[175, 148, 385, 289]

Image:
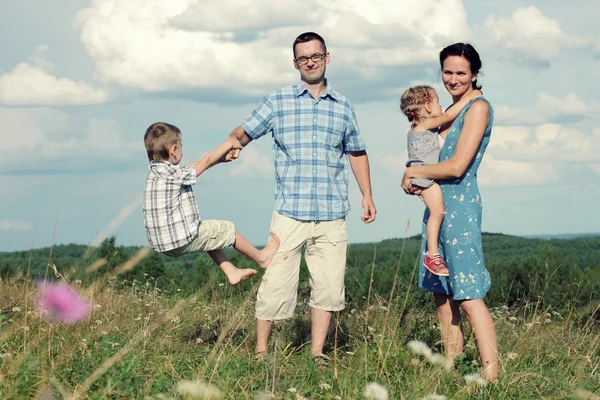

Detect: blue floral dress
[418, 98, 494, 300]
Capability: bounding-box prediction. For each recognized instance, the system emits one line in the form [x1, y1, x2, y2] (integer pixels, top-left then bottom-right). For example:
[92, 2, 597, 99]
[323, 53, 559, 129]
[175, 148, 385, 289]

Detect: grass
[0, 251, 599, 400]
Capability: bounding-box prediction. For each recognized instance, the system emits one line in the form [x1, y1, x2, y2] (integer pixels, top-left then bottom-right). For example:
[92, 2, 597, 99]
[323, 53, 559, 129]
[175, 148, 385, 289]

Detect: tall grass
[0, 245, 599, 399]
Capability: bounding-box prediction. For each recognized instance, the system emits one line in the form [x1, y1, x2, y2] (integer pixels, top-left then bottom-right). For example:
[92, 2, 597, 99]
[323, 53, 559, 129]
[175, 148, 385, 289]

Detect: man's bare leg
[310, 308, 332, 356]
[255, 319, 273, 354]
[207, 249, 257, 285]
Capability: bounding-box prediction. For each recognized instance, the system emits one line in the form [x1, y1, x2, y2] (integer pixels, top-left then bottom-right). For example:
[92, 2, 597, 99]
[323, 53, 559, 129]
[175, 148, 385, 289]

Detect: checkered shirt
[242, 82, 366, 221]
[143, 161, 200, 252]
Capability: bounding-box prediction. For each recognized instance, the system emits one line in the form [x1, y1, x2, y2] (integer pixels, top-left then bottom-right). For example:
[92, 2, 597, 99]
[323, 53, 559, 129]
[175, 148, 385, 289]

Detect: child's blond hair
[400, 85, 436, 123]
[144, 122, 182, 162]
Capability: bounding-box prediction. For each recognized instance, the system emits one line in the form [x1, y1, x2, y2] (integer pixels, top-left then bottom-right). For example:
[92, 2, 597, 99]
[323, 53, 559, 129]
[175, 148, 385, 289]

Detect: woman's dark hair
[439, 43, 482, 90]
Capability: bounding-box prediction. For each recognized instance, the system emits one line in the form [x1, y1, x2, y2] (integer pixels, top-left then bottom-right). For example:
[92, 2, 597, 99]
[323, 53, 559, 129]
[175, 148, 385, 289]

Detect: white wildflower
[287, 388, 297, 393]
[363, 382, 389, 400]
[319, 382, 332, 390]
[94, 320, 102, 325]
[423, 394, 448, 400]
[506, 352, 518, 360]
[254, 392, 275, 400]
[12, 307, 21, 312]
[508, 316, 517, 321]
[177, 380, 223, 399]
[463, 373, 487, 387]
[544, 318, 552, 324]
[172, 316, 181, 324]
[346, 351, 355, 355]
[407, 340, 432, 357]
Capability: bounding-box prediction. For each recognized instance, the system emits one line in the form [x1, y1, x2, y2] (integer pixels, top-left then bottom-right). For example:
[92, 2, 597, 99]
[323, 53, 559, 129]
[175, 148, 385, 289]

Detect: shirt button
[313, 170, 316, 173]
[313, 136, 316, 139]
[313, 152, 316, 156]
[313, 119, 316, 122]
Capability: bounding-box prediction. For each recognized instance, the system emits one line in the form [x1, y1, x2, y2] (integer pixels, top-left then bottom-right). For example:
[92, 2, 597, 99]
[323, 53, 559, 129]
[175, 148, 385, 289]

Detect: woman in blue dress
[401, 43, 498, 381]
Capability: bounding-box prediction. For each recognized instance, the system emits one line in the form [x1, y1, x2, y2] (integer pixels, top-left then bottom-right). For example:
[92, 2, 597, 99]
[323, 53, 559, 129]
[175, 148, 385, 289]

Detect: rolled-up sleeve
[343, 105, 366, 152]
[241, 96, 274, 140]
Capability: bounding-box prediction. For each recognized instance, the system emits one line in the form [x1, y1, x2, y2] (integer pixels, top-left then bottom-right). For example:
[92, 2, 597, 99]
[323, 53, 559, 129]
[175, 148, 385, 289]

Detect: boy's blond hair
[144, 122, 182, 162]
[400, 85, 436, 123]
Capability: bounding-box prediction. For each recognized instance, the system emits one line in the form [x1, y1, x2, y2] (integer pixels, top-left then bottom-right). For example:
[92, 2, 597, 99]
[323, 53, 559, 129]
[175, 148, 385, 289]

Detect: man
[228, 32, 376, 365]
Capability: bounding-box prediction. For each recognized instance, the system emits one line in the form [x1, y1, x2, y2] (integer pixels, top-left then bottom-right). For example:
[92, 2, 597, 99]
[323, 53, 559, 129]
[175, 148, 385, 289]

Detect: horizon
[3, 231, 600, 254]
[1, 0, 599, 252]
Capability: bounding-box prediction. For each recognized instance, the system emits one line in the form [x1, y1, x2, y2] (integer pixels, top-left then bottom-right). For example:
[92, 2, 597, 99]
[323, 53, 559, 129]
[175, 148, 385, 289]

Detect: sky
[1, 0, 599, 252]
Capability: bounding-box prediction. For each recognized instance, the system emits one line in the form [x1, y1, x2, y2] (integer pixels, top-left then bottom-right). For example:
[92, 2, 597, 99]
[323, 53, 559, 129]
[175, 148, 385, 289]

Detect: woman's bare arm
[403, 100, 490, 185]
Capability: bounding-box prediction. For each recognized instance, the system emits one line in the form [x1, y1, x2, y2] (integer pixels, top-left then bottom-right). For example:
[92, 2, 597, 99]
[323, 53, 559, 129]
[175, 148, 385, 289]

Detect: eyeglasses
[294, 53, 326, 66]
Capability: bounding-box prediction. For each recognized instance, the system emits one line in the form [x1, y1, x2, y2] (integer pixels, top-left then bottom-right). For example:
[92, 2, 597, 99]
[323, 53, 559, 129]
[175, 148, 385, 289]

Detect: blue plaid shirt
[241, 82, 366, 221]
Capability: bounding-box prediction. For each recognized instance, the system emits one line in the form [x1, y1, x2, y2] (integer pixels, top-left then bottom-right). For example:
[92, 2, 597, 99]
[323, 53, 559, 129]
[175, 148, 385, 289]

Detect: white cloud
[479, 7, 592, 67]
[495, 92, 600, 125]
[478, 154, 558, 187]
[228, 145, 273, 179]
[0, 46, 109, 106]
[0, 108, 138, 174]
[0, 220, 33, 231]
[76, 0, 469, 95]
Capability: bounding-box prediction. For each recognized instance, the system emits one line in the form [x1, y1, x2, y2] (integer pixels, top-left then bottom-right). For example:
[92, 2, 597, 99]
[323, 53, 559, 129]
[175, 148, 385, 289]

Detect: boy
[142, 122, 279, 285]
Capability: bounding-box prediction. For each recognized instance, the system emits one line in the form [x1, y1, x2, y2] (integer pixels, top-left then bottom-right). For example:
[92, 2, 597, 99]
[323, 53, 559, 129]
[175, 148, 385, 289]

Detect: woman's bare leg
[434, 293, 464, 364]
[458, 298, 499, 381]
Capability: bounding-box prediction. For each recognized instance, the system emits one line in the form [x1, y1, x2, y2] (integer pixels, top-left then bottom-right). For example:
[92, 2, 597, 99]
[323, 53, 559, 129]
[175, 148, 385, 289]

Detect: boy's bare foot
[227, 268, 257, 286]
[257, 235, 281, 269]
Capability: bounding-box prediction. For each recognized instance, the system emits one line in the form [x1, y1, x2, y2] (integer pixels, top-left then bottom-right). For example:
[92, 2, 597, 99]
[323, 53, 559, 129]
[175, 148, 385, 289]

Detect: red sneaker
[423, 253, 450, 276]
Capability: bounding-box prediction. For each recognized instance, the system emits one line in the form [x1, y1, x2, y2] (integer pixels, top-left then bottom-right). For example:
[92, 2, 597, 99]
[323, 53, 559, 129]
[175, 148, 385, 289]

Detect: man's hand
[361, 196, 376, 223]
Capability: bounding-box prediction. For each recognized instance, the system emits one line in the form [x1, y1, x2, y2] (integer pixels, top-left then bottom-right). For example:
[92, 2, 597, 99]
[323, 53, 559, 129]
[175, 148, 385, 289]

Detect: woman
[401, 43, 498, 381]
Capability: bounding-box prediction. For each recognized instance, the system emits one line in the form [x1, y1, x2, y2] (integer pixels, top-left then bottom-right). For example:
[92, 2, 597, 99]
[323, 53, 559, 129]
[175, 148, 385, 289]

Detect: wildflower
[463, 373, 487, 387]
[12, 307, 21, 312]
[423, 395, 448, 400]
[508, 316, 517, 321]
[319, 382, 332, 390]
[177, 380, 223, 399]
[363, 382, 389, 400]
[254, 392, 275, 400]
[36, 282, 91, 324]
[287, 388, 297, 393]
[506, 352, 518, 360]
[172, 316, 181, 324]
[544, 318, 552, 324]
[346, 351, 355, 355]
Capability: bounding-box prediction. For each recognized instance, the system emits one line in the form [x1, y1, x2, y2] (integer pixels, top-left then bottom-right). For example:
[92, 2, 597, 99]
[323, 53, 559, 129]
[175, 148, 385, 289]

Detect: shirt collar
[294, 79, 338, 101]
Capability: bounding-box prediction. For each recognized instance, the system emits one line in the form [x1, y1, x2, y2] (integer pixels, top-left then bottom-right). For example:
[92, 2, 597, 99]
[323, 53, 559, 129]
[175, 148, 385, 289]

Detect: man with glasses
[227, 31, 376, 366]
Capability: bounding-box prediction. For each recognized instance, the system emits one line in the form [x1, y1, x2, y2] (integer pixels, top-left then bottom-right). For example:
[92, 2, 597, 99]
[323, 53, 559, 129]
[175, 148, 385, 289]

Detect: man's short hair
[144, 122, 181, 162]
[292, 32, 327, 58]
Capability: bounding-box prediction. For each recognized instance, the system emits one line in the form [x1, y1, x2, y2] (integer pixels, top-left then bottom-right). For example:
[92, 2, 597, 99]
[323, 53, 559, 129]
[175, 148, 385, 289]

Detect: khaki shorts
[164, 220, 236, 257]
[256, 211, 348, 320]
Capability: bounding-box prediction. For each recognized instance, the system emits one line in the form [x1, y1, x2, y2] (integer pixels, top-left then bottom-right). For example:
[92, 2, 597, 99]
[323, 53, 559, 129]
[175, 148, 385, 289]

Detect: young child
[400, 86, 482, 276]
[142, 122, 280, 285]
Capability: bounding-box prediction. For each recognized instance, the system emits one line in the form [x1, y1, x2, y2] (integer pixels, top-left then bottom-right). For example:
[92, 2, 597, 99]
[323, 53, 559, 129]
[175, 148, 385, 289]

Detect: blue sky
[1, 0, 599, 251]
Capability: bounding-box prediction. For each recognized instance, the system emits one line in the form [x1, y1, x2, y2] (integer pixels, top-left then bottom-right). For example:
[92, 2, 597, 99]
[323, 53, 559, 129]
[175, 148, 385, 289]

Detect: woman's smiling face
[442, 56, 477, 99]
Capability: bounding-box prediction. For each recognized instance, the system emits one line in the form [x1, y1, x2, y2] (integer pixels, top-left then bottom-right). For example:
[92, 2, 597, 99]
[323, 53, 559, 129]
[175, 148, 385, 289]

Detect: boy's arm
[414, 90, 482, 132]
[187, 137, 242, 177]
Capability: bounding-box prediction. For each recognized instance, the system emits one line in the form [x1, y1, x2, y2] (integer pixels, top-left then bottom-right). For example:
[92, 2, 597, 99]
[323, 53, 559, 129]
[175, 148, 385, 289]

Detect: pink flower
[36, 282, 91, 324]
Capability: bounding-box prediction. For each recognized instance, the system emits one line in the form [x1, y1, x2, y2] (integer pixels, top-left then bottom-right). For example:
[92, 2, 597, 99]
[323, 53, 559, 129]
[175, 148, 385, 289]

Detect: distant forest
[1, 233, 599, 310]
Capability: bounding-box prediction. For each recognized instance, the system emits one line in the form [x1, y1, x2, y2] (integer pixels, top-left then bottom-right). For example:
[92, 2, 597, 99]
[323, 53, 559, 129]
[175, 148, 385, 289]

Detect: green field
[0, 234, 599, 399]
